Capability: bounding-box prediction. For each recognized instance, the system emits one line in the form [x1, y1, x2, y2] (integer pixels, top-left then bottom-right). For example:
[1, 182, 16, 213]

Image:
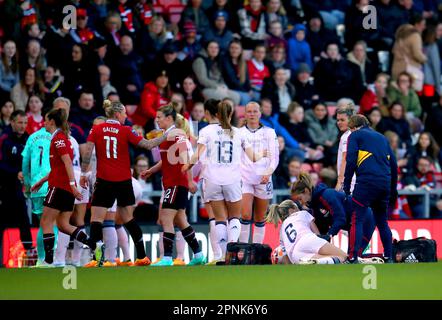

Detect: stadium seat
[168, 4, 185, 24]
[153, 4, 165, 15]
[312, 163, 323, 173]
[301, 163, 313, 172]
[155, 0, 183, 7]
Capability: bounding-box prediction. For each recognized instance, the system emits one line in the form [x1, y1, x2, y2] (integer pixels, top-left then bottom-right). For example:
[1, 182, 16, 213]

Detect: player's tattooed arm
[138, 134, 167, 150]
[80, 141, 94, 174]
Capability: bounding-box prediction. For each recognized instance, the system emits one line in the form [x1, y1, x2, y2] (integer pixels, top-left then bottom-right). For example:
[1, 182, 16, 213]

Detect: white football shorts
[203, 179, 242, 203]
[289, 233, 328, 264]
[242, 181, 273, 200]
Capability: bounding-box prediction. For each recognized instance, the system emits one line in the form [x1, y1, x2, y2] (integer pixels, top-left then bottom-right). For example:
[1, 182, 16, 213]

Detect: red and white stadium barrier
[2, 219, 441, 267]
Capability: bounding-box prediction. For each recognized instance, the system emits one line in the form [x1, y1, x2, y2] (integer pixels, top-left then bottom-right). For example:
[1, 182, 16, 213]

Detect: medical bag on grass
[225, 242, 272, 265]
[392, 237, 437, 263]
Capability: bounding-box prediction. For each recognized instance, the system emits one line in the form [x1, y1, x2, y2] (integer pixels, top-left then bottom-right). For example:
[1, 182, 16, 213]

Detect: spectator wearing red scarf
[112, 0, 139, 35]
[238, 0, 268, 49]
[135, 0, 153, 27]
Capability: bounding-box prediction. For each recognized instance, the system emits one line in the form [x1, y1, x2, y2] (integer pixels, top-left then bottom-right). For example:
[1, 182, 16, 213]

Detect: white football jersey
[70, 136, 80, 170]
[239, 125, 279, 185]
[280, 211, 315, 258]
[197, 124, 250, 185]
[338, 130, 356, 191]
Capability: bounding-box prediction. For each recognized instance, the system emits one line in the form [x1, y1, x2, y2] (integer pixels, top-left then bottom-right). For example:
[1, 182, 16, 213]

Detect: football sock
[36, 227, 45, 261]
[116, 225, 130, 261]
[175, 230, 186, 259]
[89, 221, 103, 251]
[158, 231, 164, 259]
[315, 257, 341, 264]
[163, 232, 175, 258]
[209, 219, 221, 260]
[71, 226, 85, 264]
[252, 221, 266, 244]
[181, 226, 201, 254]
[239, 218, 252, 243]
[103, 220, 117, 262]
[54, 231, 70, 264]
[72, 227, 90, 246]
[215, 221, 228, 259]
[124, 219, 146, 259]
[227, 217, 241, 243]
[43, 233, 55, 264]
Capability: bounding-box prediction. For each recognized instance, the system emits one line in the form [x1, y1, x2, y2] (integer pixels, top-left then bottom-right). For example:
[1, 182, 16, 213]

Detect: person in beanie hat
[180, 0, 210, 36]
[202, 10, 234, 54]
[287, 23, 312, 75]
[292, 63, 318, 110]
[178, 21, 202, 61]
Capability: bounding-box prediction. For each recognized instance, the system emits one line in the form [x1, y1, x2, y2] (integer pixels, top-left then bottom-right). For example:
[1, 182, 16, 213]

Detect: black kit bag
[225, 242, 272, 265]
[392, 237, 437, 263]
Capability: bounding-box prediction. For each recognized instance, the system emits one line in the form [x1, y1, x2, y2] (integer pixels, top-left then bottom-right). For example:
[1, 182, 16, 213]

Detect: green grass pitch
[1, 263, 441, 300]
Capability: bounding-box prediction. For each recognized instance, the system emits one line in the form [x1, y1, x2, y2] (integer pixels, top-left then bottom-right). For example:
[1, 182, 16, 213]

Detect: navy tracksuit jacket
[311, 183, 375, 254]
[343, 126, 398, 260]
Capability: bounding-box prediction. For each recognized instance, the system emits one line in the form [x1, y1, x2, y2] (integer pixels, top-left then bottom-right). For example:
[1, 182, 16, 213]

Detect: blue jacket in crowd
[287, 24, 313, 74]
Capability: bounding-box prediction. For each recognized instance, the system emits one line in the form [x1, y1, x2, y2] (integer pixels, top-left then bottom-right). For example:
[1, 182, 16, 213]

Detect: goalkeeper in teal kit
[22, 126, 58, 264]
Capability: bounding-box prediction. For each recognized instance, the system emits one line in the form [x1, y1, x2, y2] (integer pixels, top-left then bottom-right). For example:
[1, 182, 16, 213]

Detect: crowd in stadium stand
[1, 0, 442, 237]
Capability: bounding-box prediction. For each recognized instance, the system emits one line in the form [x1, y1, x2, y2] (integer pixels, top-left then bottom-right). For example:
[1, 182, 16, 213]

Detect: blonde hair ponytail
[266, 200, 298, 227]
[175, 113, 193, 138]
[103, 99, 125, 119]
[291, 172, 314, 195]
[217, 101, 234, 138]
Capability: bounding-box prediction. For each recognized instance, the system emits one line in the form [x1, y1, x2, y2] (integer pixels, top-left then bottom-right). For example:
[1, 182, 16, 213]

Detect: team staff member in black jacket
[344, 115, 398, 263]
[0, 110, 32, 252]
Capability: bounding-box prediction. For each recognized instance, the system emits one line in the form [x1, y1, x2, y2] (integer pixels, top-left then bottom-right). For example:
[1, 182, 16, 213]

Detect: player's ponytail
[159, 102, 178, 122]
[46, 108, 70, 137]
[291, 172, 314, 195]
[204, 99, 220, 118]
[103, 99, 125, 119]
[217, 101, 234, 138]
[175, 113, 192, 138]
[266, 200, 298, 227]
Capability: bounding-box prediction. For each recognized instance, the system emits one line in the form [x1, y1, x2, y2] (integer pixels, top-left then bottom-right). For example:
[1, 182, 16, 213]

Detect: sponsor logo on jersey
[55, 139, 66, 148]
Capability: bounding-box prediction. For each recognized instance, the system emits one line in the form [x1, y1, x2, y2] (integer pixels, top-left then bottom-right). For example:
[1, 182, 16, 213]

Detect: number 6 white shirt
[280, 211, 315, 257]
[197, 124, 251, 186]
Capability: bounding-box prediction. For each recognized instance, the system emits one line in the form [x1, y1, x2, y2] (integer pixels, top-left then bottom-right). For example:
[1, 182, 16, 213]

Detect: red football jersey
[87, 120, 142, 182]
[48, 130, 74, 192]
[160, 135, 190, 189]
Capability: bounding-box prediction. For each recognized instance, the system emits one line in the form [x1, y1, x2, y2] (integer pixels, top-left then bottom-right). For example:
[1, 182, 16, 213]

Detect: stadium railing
[148, 189, 442, 221]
